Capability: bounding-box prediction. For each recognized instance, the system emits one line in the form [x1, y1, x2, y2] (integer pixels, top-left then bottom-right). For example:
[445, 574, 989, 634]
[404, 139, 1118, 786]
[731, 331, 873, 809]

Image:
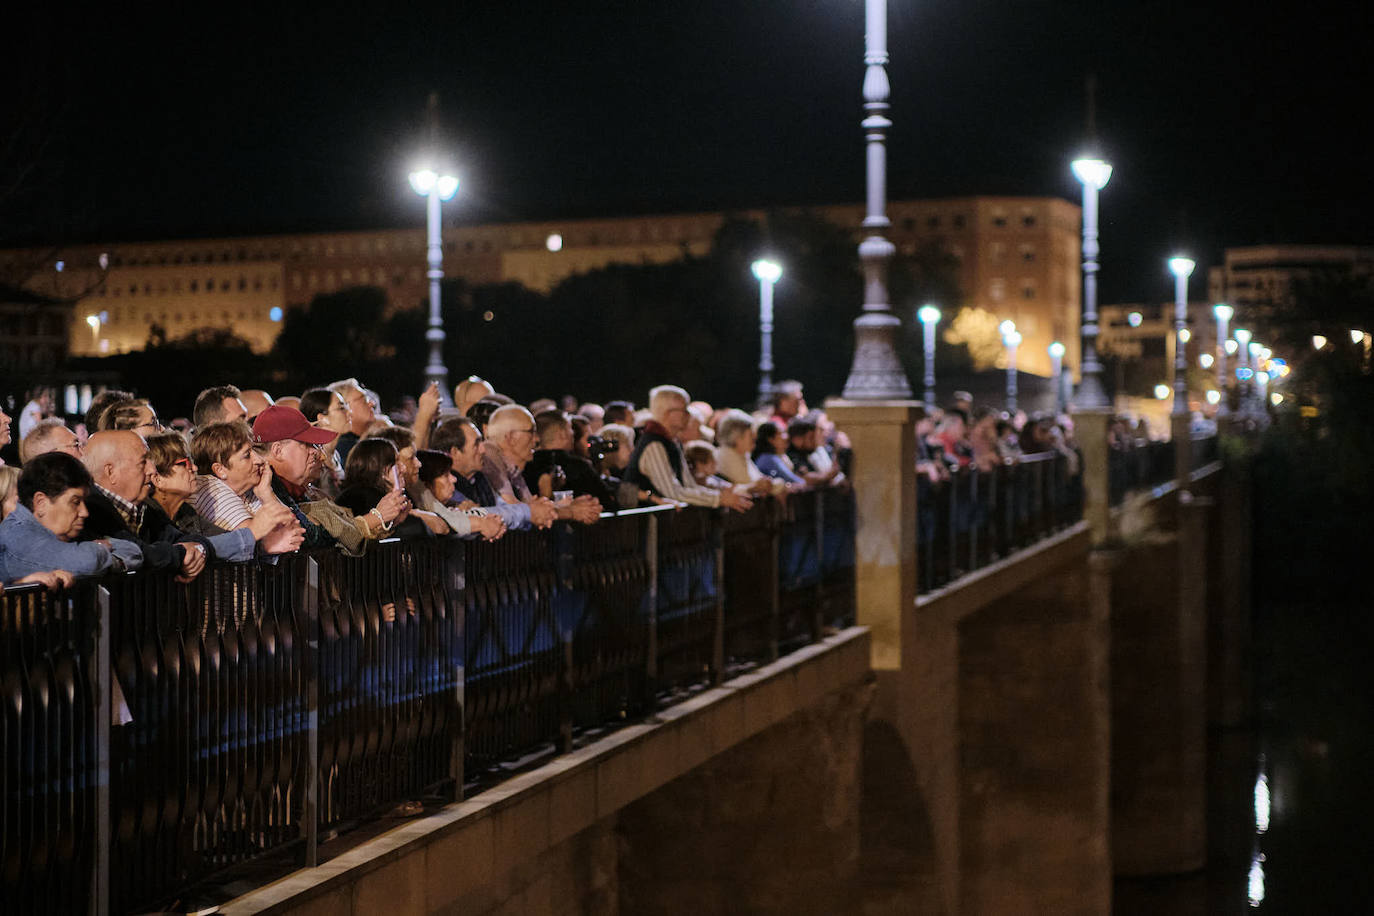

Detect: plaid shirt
[95, 484, 145, 532]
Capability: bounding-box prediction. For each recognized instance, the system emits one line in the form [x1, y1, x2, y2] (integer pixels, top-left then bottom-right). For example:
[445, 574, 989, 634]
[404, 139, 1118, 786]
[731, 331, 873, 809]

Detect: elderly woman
[415, 450, 505, 540]
[0, 452, 143, 584]
[336, 438, 438, 539]
[714, 410, 783, 496]
[751, 421, 805, 487]
[146, 431, 302, 555]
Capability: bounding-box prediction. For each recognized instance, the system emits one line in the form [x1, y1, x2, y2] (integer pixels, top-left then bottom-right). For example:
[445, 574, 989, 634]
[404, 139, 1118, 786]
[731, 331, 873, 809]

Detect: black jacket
[78, 488, 208, 573]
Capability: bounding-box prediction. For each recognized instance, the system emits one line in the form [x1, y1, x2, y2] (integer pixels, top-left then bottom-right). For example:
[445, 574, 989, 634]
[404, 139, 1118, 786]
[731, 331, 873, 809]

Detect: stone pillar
[1210, 457, 1253, 726]
[1075, 408, 1114, 545]
[824, 400, 919, 671]
[1110, 492, 1210, 875]
[956, 554, 1112, 914]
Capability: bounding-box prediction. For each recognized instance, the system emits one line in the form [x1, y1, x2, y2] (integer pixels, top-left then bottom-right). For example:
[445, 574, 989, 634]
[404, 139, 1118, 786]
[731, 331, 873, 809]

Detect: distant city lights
[1351, 329, 1365, 344]
[1225, 339, 1239, 355]
[1312, 334, 1328, 350]
[1127, 311, 1143, 328]
[1271, 392, 1284, 406]
[1154, 383, 1170, 399]
[1237, 368, 1254, 380]
[1200, 353, 1214, 369]
[546, 233, 563, 252]
[1178, 327, 1191, 343]
[1206, 389, 1221, 405]
[269, 306, 283, 322]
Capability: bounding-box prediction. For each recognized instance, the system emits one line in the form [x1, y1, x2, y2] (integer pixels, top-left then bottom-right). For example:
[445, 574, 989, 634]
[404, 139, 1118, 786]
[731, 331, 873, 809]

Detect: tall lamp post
[840, 0, 912, 399]
[1168, 256, 1195, 418]
[1212, 303, 1233, 416]
[1001, 320, 1021, 413]
[409, 167, 460, 407]
[1048, 341, 1067, 413]
[1234, 327, 1253, 416]
[1071, 156, 1113, 408]
[751, 259, 783, 408]
[917, 304, 941, 411]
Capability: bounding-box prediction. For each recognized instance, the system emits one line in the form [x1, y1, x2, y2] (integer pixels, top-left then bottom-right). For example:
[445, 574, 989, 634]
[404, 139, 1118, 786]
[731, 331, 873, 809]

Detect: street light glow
[1154, 384, 1170, 399]
[918, 304, 941, 325]
[1225, 339, 1239, 355]
[1127, 311, 1143, 328]
[1200, 353, 1214, 369]
[999, 319, 1016, 337]
[435, 174, 459, 200]
[1178, 328, 1192, 343]
[85, 314, 100, 330]
[751, 259, 782, 283]
[1213, 303, 1234, 322]
[1003, 330, 1022, 347]
[1206, 389, 1221, 405]
[1352, 329, 1365, 344]
[408, 168, 436, 195]
[546, 233, 563, 252]
[1048, 341, 1066, 359]
[1168, 256, 1196, 279]
[1235, 328, 1252, 347]
[1071, 157, 1113, 190]
[1312, 335, 1328, 350]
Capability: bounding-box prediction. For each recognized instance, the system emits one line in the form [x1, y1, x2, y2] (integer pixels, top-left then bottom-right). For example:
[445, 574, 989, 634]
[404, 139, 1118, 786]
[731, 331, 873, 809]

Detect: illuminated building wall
[0, 196, 1080, 374]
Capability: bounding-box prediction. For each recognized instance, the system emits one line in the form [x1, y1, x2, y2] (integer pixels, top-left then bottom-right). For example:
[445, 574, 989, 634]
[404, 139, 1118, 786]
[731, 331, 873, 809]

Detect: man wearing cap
[254, 404, 407, 547]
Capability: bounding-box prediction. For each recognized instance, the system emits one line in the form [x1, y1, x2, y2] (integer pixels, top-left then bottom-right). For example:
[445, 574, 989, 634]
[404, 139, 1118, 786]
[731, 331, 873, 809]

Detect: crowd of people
[0, 377, 851, 590]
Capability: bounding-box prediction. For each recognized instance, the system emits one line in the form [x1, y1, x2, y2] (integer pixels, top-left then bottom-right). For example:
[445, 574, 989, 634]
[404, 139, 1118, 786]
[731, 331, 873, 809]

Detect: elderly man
[79, 431, 233, 577]
[239, 390, 275, 423]
[483, 405, 598, 524]
[431, 417, 550, 530]
[256, 404, 406, 548]
[193, 385, 249, 429]
[624, 386, 751, 511]
[20, 419, 83, 464]
[454, 376, 495, 416]
[327, 377, 376, 463]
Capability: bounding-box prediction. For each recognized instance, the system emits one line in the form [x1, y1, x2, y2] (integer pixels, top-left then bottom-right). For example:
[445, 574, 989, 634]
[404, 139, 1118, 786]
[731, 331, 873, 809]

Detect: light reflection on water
[1249, 757, 1268, 908]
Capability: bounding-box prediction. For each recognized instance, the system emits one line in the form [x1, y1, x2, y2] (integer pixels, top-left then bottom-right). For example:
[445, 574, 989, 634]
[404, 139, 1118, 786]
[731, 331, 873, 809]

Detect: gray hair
[716, 409, 756, 449]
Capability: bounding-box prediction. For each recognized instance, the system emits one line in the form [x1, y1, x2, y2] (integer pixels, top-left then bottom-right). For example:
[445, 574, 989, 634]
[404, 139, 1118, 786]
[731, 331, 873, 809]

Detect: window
[1023, 214, 1037, 228]
[1023, 286, 1036, 300]
[990, 278, 1006, 301]
[902, 217, 915, 231]
[927, 215, 941, 229]
[952, 215, 965, 230]
[1021, 247, 1036, 262]
[993, 216, 1007, 228]
[190, 280, 198, 292]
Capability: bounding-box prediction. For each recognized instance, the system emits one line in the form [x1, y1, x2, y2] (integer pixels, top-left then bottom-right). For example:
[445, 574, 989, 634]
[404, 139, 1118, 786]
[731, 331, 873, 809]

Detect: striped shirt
[634, 436, 721, 508]
[191, 476, 261, 531]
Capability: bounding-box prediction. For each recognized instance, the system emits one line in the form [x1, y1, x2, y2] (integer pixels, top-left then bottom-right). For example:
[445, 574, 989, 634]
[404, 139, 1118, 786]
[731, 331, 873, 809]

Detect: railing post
[301, 556, 319, 868]
[812, 489, 825, 641]
[644, 514, 659, 706]
[91, 585, 111, 916]
[767, 502, 782, 660]
[1076, 407, 1114, 545]
[448, 539, 466, 800]
[711, 513, 726, 685]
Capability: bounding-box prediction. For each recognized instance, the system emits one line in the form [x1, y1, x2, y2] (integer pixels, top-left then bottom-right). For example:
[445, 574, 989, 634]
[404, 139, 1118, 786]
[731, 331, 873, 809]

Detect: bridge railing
[1, 491, 854, 914]
[918, 451, 1082, 594]
[1108, 439, 1176, 506]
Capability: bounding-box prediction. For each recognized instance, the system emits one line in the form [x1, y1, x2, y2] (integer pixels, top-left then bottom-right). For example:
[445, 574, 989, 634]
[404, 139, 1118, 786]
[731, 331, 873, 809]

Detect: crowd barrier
[0, 488, 854, 914]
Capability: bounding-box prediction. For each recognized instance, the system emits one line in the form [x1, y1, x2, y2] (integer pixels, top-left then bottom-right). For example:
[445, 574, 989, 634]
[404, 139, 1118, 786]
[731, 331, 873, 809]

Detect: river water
[1114, 599, 1374, 914]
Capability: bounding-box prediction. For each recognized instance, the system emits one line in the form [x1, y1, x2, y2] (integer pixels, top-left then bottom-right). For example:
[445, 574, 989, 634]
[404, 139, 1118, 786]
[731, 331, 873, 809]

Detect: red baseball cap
[252, 404, 338, 445]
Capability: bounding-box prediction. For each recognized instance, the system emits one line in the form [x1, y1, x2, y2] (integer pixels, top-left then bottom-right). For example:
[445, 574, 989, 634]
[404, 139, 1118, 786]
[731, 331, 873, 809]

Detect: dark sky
[5, 0, 1370, 302]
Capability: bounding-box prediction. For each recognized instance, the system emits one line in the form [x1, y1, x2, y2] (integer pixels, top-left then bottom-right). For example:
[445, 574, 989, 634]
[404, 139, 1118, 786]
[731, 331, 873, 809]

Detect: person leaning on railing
[336, 438, 438, 539]
[714, 409, 787, 497]
[751, 421, 806, 488]
[0, 451, 143, 586]
[147, 431, 304, 556]
[429, 417, 545, 531]
[623, 385, 751, 512]
[252, 405, 409, 551]
[415, 449, 505, 540]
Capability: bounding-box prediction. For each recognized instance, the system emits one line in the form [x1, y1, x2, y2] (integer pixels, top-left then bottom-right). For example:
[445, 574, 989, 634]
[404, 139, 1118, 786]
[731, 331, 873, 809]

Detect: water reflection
[1248, 850, 1265, 908]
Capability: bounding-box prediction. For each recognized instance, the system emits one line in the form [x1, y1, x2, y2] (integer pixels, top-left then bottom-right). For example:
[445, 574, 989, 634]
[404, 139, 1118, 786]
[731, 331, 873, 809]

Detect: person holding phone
[335, 438, 434, 540]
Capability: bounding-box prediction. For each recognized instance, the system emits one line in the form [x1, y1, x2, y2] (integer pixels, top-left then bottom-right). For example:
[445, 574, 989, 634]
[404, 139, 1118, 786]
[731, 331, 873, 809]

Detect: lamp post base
[842, 313, 913, 400]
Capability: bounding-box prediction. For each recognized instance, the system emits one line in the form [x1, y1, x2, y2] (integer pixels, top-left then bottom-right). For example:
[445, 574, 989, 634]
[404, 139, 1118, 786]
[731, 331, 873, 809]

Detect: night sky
[4, 0, 1370, 303]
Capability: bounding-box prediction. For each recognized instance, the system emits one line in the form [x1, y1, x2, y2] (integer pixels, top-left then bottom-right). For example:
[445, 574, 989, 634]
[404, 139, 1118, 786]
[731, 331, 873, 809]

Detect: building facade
[1206, 244, 1374, 317]
[1, 195, 1081, 378]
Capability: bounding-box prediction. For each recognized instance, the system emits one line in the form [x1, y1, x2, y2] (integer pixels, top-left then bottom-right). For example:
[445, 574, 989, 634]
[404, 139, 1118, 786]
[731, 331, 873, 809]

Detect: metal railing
[1, 490, 854, 914]
[1190, 432, 1219, 470]
[917, 451, 1082, 594]
[1108, 439, 1176, 506]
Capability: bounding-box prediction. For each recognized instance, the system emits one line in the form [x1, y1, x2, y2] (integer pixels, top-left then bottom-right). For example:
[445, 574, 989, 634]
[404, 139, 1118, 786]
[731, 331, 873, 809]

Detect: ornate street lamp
[751, 258, 783, 408]
[1001, 321, 1022, 413]
[1168, 256, 1195, 417]
[917, 304, 941, 411]
[840, 0, 913, 399]
[1213, 303, 1233, 416]
[1071, 156, 1113, 408]
[1048, 341, 1067, 413]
